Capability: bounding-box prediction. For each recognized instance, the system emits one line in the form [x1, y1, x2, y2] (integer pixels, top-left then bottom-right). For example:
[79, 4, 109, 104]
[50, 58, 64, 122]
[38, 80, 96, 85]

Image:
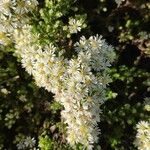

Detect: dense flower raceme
[13, 25, 115, 149]
[57, 37, 115, 149]
[0, 0, 116, 149]
[134, 121, 150, 150]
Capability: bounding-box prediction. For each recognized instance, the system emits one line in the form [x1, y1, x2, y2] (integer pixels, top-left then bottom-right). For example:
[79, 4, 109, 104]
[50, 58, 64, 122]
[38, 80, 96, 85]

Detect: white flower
[68, 18, 84, 34]
[0, 14, 15, 33]
[21, 58, 34, 75]
[75, 36, 88, 51]
[134, 121, 150, 150]
[137, 121, 150, 133]
[89, 35, 102, 49]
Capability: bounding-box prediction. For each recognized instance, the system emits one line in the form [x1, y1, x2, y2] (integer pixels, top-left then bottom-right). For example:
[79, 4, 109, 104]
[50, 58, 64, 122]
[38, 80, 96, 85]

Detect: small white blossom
[134, 121, 150, 150]
[68, 18, 85, 34]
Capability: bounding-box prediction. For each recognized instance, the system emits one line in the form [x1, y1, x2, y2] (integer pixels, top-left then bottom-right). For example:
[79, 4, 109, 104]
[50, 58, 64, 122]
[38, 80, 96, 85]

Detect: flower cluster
[13, 25, 66, 94]
[0, 0, 115, 149]
[0, 0, 38, 45]
[58, 36, 115, 149]
[13, 25, 115, 149]
[134, 121, 150, 150]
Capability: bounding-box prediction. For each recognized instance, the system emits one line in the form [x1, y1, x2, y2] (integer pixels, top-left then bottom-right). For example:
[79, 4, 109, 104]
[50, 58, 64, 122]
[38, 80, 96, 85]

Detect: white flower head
[134, 121, 150, 150]
[68, 18, 85, 34]
[89, 35, 103, 49]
